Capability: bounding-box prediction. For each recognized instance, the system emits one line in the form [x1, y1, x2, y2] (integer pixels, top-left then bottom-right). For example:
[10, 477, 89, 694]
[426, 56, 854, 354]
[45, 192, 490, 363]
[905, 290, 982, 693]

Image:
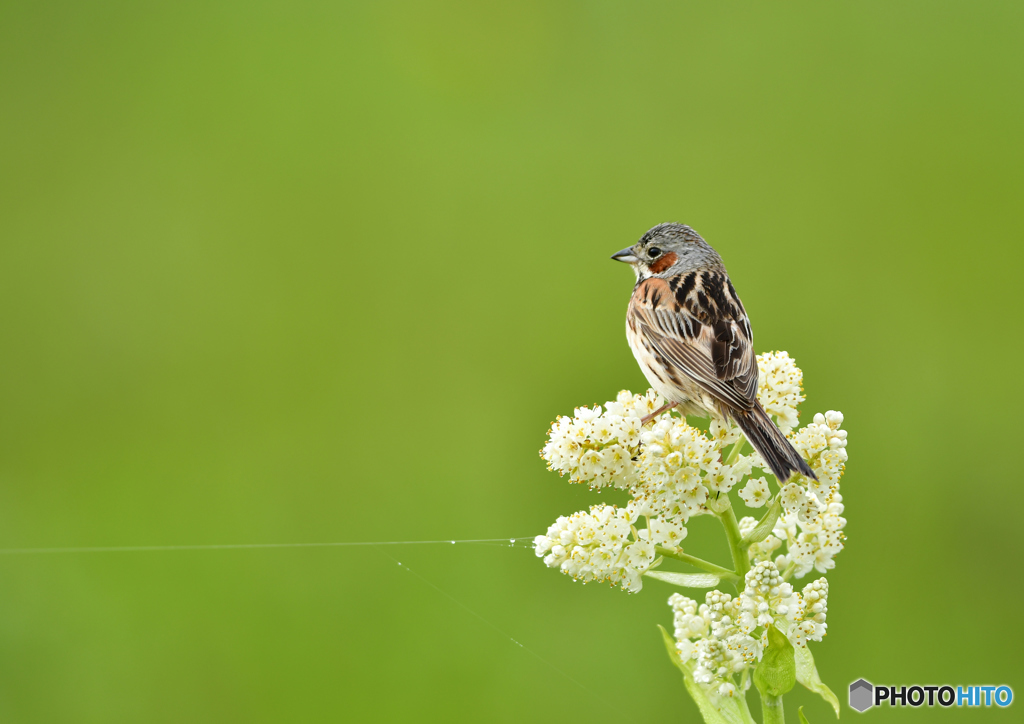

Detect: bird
[611, 222, 815, 483]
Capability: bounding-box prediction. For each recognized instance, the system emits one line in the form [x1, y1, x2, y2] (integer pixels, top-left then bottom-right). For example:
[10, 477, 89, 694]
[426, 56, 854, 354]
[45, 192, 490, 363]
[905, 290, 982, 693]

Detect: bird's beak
[611, 247, 639, 264]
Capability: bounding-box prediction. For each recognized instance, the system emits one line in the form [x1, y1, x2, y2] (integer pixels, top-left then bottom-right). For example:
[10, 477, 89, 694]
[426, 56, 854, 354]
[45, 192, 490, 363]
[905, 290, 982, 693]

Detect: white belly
[626, 317, 721, 419]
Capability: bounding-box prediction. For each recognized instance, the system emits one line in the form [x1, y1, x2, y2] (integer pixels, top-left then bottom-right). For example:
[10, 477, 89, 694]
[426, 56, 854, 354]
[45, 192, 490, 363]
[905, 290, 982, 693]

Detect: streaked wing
[628, 271, 757, 411]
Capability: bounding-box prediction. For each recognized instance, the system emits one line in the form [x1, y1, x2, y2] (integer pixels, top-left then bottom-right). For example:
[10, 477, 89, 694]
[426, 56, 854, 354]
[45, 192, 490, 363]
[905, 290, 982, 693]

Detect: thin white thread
[380, 549, 591, 694]
[0, 535, 628, 711]
[0, 538, 535, 555]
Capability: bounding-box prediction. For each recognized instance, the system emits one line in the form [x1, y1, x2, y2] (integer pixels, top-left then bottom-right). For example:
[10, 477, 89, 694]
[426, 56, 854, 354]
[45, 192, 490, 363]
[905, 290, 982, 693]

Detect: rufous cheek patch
[649, 252, 678, 274]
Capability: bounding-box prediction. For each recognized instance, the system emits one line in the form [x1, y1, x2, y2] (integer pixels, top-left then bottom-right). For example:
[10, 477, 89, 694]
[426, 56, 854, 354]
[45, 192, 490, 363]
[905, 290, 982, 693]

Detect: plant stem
[736, 679, 756, 722]
[760, 692, 785, 724]
[718, 500, 751, 594]
[725, 437, 747, 465]
[655, 547, 739, 581]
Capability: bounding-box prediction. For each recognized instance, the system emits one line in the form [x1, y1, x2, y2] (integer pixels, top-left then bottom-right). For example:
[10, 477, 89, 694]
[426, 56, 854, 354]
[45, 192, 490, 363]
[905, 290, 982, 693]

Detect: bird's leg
[641, 401, 678, 425]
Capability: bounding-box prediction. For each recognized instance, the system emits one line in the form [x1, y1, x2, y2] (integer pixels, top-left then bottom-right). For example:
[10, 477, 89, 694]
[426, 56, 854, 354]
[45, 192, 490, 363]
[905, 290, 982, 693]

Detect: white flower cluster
[629, 417, 759, 524]
[792, 411, 849, 497]
[790, 578, 829, 647]
[669, 565, 831, 696]
[756, 351, 805, 433]
[536, 351, 847, 718]
[536, 411, 762, 591]
[540, 390, 661, 489]
[536, 352, 849, 591]
[768, 412, 849, 578]
[533, 504, 657, 593]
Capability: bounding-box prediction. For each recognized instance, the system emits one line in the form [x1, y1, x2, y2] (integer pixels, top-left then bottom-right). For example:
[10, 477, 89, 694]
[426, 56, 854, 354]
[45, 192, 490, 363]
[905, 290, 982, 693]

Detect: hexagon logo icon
[849, 679, 874, 712]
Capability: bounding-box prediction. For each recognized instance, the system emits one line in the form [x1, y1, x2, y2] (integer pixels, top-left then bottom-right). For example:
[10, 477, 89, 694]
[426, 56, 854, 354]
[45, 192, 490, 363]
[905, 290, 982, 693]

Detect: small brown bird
[612, 222, 815, 483]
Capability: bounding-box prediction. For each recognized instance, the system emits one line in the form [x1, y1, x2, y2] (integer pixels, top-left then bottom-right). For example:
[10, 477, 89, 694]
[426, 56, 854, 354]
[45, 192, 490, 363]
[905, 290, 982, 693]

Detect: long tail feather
[732, 403, 816, 483]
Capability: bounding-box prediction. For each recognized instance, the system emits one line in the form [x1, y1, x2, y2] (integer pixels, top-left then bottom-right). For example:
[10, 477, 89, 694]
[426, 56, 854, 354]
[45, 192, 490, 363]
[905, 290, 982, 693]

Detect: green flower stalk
[535, 352, 846, 722]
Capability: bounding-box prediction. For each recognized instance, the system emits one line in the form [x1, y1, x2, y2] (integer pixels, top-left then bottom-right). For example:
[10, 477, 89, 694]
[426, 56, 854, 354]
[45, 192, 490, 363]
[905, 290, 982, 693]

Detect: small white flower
[591, 415, 622, 444]
[780, 483, 807, 514]
[624, 540, 655, 572]
[648, 517, 688, 547]
[618, 416, 644, 447]
[704, 462, 741, 494]
[789, 621, 817, 648]
[578, 449, 604, 476]
[738, 477, 771, 508]
[708, 418, 743, 447]
[725, 633, 762, 666]
[797, 495, 824, 524]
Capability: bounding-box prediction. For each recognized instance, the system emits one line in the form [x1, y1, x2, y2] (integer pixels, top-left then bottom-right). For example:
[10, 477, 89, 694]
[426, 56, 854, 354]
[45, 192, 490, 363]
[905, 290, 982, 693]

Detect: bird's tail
[732, 403, 816, 483]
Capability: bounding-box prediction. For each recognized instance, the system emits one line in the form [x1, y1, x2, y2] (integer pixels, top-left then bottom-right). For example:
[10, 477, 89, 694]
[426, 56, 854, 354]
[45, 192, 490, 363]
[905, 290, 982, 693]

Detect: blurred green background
[1, 1, 1022, 721]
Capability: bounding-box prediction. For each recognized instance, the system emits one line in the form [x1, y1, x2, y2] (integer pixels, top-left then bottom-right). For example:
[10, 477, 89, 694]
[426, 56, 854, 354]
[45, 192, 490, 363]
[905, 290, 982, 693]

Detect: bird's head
[611, 223, 723, 281]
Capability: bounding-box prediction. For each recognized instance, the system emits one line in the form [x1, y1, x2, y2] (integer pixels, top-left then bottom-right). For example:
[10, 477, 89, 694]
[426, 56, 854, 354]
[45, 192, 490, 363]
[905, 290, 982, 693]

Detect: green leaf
[657, 626, 757, 724]
[742, 495, 783, 547]
[645, 570, 726, 589]
[798, 706, 811, 724]
[658, 624, 686, 672]
[753, 624, 797, 697]
[794, 644, 840, 718]
[683, 673, 752, 724]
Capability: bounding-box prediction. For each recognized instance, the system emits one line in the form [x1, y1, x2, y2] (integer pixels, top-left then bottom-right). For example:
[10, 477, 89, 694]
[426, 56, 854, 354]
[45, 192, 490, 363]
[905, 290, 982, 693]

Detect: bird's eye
[648, 247, 662, 258]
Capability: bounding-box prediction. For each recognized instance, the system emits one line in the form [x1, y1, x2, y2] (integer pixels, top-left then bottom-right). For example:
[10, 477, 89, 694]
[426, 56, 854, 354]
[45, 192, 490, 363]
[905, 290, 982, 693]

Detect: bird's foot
[641, 402, 678, 425]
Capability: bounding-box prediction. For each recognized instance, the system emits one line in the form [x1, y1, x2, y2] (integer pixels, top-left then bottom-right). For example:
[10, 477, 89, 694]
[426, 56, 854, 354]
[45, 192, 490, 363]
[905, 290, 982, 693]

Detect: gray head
[611, 223, 724, 281]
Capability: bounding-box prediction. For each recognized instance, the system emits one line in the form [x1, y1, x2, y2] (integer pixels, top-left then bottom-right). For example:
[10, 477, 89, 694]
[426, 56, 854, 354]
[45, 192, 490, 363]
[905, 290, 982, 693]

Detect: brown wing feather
[629, 273, 757, 411]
